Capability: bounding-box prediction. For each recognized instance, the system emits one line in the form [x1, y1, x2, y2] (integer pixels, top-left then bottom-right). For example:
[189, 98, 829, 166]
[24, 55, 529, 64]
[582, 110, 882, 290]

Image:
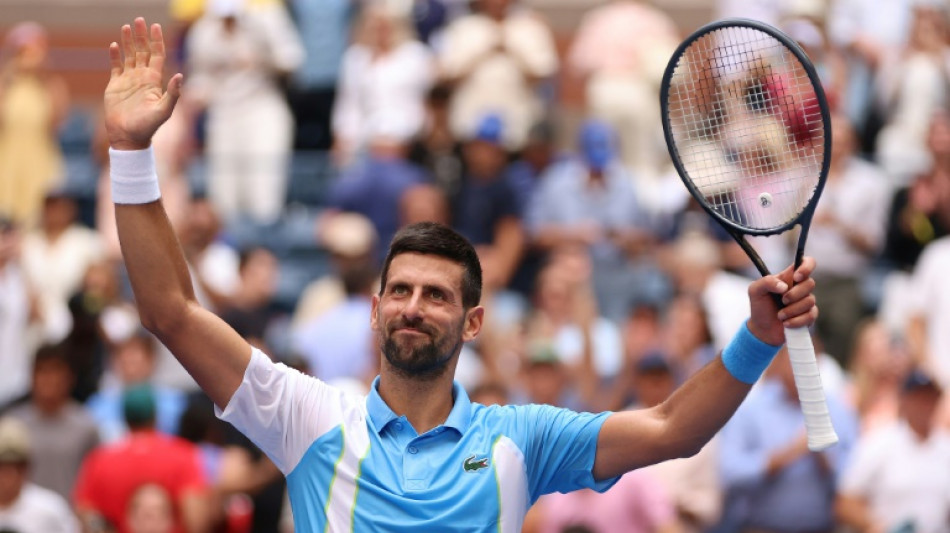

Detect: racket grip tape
[784, 326, 839, 451]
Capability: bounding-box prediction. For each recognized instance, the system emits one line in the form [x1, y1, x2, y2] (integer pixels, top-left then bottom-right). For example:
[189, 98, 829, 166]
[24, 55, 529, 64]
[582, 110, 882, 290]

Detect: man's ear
[370, 294, 380, 332]
[462, 306, 484, 343]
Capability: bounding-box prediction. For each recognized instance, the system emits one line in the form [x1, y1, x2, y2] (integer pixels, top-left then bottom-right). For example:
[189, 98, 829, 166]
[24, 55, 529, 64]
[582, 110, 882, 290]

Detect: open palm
[104, 18, 182, 151]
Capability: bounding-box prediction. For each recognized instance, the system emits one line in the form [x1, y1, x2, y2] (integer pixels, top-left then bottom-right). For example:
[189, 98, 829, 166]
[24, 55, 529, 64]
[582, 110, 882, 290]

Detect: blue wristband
[721, 321, 782, 384]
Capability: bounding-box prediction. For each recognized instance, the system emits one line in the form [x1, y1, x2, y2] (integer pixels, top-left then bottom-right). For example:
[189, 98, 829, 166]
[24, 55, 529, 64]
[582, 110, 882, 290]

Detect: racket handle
[784, 326, 839, 451]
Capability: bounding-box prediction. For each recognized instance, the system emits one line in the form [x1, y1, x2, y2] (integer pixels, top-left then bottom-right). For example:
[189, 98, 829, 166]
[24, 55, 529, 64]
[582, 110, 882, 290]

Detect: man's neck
[377, 372, 456, 435]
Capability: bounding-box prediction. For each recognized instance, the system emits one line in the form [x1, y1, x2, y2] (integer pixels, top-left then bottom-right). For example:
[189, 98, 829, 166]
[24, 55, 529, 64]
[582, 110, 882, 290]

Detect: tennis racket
[660, 19, 838, 451]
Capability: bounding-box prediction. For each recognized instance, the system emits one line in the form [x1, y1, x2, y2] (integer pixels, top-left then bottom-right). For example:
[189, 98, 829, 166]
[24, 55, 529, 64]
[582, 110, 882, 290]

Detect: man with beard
[103, 18, 821, 532]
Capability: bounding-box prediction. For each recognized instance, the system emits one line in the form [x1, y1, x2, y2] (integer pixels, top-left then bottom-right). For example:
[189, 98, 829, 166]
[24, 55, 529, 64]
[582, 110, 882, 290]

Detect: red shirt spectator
[73, 385, 208, 533]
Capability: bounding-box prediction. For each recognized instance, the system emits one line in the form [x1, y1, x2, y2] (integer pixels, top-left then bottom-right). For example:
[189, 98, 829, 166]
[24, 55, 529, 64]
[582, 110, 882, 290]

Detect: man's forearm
[656, 357, 753, 458]
[116, 199, 197, 333]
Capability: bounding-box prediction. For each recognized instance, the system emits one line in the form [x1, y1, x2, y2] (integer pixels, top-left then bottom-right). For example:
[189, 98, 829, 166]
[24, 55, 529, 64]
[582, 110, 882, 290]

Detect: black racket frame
[659, 18, 832, 278]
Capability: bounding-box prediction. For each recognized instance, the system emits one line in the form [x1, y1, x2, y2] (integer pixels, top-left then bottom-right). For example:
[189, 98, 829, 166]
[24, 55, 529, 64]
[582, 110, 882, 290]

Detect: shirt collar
[366, 377, 472, 435]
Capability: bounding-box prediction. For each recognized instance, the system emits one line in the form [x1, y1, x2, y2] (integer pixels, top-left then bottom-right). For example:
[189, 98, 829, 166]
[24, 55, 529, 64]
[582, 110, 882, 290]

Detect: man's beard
[381, 318, 463, 381]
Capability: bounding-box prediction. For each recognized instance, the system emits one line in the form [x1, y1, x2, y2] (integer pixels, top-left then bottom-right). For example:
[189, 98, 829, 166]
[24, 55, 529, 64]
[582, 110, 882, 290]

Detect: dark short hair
[32, 343, 72, 374]
[379, 222, 482, 309]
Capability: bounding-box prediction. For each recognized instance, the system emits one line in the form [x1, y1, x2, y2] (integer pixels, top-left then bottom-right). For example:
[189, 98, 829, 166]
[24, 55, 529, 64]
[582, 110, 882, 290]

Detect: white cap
[0, 417, 30, 463]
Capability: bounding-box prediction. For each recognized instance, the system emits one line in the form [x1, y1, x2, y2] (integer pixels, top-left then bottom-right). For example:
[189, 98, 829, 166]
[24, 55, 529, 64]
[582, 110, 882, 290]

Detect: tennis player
[105, 18, 820, 532]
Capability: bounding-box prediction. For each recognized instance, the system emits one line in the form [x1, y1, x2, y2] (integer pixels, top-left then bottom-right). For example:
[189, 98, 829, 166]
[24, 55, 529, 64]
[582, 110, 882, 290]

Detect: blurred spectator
[661, 231, 750, 352]
[632, 354, 722, 533]
[0, 21, 68, 227]
[86, 333, 188, 444]
[219, 246, 282, 352]
[178, 393, 283, 533]
[878, 110, 950, 340]
[400, 182, 451, 227]
[526, 120, 664, 323]
[827, 0, 918, 145]
[332, 2, 435, 167]
[503, 118, 560, 300]
[661, 294, 717, 383]
[836, 369, 950, 533]
[408, 83, 465, 196]
[523, 248, 622, 389]
[6, 344, 99, 500]
[452, 113, 525, 292]
[881, 109, 950, 273]
[846, 319, 913, 436]
[905, 235, 950, 389]
[184, 0, 305, 224]
[616, 304, 664, 389]
[74, 384, 210, 533]
[292, 213, 379, 384]
[292, 211, 378, 327]
[287, 0, 354, 151]
[126, 483, 176, 533]
[517, 346, 575, 409]
[0, 217, 33, 408]
[874, 4, 950, 183]
[65, 259, 135, 402]
[808, 114, 891, 366]
[326, 138, 430, 262]
[525, 467, 677, 533]
[503, 118, 558, 214]
[20, 188, 105, 345]
[717, 348, 858, 533]
[0, 416, 79, 533]
[438, 0, 558, 150]
[567, 0, 679, 182]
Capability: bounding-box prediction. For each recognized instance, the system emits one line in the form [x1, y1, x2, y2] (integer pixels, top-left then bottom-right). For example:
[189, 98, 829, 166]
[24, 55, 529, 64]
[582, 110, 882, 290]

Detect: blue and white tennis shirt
[218, 349, 618, 532]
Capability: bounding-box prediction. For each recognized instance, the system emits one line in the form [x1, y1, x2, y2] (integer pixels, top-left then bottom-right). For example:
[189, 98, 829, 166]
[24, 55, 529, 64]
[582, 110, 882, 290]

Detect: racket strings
[666, 26, 825, 231]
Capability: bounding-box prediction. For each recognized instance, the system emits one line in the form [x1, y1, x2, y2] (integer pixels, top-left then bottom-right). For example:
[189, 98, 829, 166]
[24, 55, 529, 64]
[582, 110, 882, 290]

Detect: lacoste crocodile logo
[463, 454, 489, 473]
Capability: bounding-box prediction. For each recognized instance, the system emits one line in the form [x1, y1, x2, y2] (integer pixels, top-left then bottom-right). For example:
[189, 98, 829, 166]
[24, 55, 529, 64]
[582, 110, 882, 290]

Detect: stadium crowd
[1, 0, 950, 531]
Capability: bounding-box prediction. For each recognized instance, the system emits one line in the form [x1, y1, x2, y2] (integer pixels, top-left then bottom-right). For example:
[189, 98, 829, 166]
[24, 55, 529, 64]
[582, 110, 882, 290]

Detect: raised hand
[104, 18, 182, 151]
[746, 256, 818, 346]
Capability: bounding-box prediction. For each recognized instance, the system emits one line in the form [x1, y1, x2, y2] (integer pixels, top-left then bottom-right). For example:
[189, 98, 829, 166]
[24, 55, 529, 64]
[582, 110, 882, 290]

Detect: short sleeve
[216, 348, 365, 475]
[511, 404, 618, 502]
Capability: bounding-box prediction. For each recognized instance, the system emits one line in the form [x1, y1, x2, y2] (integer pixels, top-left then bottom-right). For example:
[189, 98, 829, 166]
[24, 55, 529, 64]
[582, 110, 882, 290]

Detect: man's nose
[401, 289, 425, 319]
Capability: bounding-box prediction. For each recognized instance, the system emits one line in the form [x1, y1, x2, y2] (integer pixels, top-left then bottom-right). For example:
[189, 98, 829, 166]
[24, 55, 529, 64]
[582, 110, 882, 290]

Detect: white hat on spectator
[321, 212, 377, 258]
[0, 417, 30, 463]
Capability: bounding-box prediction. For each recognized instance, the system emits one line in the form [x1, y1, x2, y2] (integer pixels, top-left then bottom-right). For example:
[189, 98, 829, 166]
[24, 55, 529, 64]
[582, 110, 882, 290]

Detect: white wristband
[110, 147, 161, 204]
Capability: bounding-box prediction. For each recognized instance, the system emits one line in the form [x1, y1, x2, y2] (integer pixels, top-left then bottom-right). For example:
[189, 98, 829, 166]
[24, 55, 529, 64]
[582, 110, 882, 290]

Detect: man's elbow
[138, 298, 197, 340]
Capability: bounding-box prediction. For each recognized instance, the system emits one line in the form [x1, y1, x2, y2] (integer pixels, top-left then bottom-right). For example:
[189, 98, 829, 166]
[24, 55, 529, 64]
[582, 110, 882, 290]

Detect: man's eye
[392, 285, 409, 295]
[428, 290, 445, 301]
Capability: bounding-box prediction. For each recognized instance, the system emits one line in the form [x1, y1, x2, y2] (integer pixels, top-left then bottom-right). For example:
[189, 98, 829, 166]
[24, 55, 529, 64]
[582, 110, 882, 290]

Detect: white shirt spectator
[0, 482, 79, 533]
[21, 224, 103, 343]
[839, 421, 950, 533]
[907, 237, 950, 387]
[333, 41, 435, 152]
[0, 263, 30, 407]
[807, 157, 891, 276]
[439, 9, 558, 149]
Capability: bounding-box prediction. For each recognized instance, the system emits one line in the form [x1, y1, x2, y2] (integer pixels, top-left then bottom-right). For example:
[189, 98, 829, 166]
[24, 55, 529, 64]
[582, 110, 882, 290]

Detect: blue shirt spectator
[717, 355, 858, 533]
[291, 296, 374, 382]
[327, 155, 429, 262]
[289, 0, 353, 90]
